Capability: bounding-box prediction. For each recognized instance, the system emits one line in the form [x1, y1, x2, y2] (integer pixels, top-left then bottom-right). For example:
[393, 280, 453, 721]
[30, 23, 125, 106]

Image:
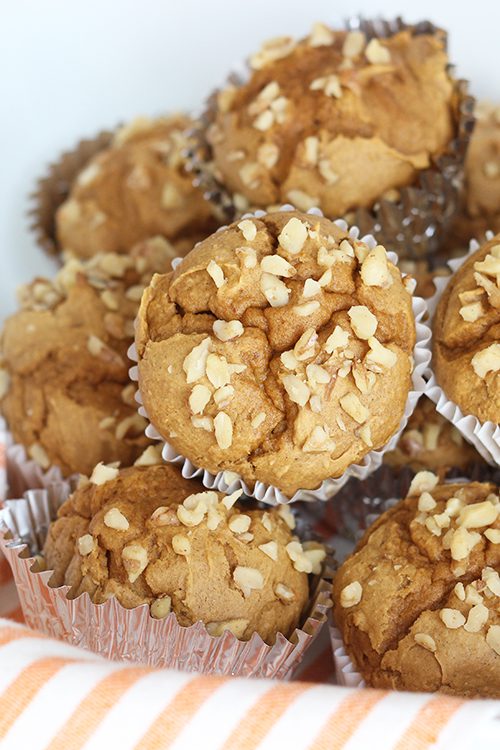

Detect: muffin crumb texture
[333, 476, 500, 697]
[135, 210, 416, 496]
[43, 462, 324, 643]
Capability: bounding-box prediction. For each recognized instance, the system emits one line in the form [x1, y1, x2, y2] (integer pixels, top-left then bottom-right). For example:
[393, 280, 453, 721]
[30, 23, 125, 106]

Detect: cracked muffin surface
[136, 210, 416, 496]
[0, 237, 175, 476]
[433, 235, 500, 423]
[43, 460, 322, 643]
[333, 475, 500, 697]
[56, 115, 219, 260]
[208, 25, 455, 216]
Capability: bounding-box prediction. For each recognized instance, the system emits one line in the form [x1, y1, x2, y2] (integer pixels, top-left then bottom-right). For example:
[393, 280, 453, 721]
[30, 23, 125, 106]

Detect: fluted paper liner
[426, 235, 500, 465]
[29, 129, 115, 258]
[187, 17, 474, 262]
[129, 206, 431, 505]
[0, 485, 334, 678]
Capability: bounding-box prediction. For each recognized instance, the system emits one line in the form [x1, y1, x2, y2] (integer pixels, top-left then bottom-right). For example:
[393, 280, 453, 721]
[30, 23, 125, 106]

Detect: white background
[1, 0, 498, 319]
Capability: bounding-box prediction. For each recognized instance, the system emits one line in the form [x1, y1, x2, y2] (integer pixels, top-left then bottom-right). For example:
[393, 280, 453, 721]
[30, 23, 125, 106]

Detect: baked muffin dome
[333, 474, 500, 697]
[207, 25, 455, 216]
[433, 235, 500, 423]
[136, 210, 416, 497]
[384, 396, 479, 474]
[0, 238, 174, 476]
[43, 461, 322, 643]
[56, 115, 218, 260]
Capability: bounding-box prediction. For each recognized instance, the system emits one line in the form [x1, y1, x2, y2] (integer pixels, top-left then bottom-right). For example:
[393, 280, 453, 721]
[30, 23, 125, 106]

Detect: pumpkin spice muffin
[136, 209, 416, 497]
[43, 460, 324, 643]
[333, 474, 500, 696]
[206, 24, 456, 217]
[433, 235, 500, 424]
[56, 115, 218, 260]
[384, 396, 479, 475]
[0, 237, 174, 477]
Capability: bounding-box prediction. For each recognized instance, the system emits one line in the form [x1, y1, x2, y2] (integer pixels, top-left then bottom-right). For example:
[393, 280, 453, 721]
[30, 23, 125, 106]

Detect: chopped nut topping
[286, 189, 318, 212]
[303, 278, 321, 298]
[359, 424, 373, 447]
[485, 528, 500, 543]
[340, 392, 368, 424]
[348, 305, 378, 340]
[214, 385, 234, 408]
[365, 337, 397, 370]
[418, 492, 437, 512]
[213, 319, 244, 341]
[303, 425, 336, 453]
[454, 582, 466, 601]
[482, 567, 500, 596]
[250, 36, 295, 70]
[78, 534, 95, 556]
[125, 284, 145, 302]
[310, 74, 342, 98]
[360, 245, 392, 288]
[342, 30, 366, 58]
[325, 325, 350, 354]
[257, 142, 280, 168]
[318, 159, 339, 184]
[486, 625, 500, 655]
[28, 442, 50, 470]
[459, 301, 485, 323]
[464, 602, 489, 633]
[408, 471, 439, 496]
[214, 411, 233, 450]
[258, 541, 278, 560]
[340, 581, 363, 608]
[207, 260, 225, 289]
[104, 507, 130, 531]
[90, 462, 120, 485]
[414, 633, 436, 652]
[172, 534, 191, 556]
[239, 162, 260, 188]
[294, 301, 320, 316]
[282, 374, 310, 407]
[236, 246, 258, 269]
[122, 544, 148, 583]
[115, 414, 147, 441]
[237, 219, 257, 243]
[275, 582, 295, 602]
[191, 415, 213, 432]
[304, 136, 319, 165]
[278, 217, 308, 255]
[150, 595, 171, 620]
[183, 337, 211, 384]
[261, 254, 296, 277]
[465, 584, 483, 606]
[260, 272, 291, 307]
[251, 412, 266, 429]
[471, 344, 500, 380]
[440, 608, 466, 629]
[206, 354, 231, 388]
[308, 22, 334, 47]
[150, 506, 179, 526]
[294, 327, 318, 361]
[365, 38, 391, 64]
[262, 512, 274, 533]
[206, 619, 249, 638]
[253, 109, 274, 131]
[306, 363, 330, 387]
[87, 334, 106, 357]
[285, 541, 313, 573]
[277, 504, 296, 530]
[458, 500, 499, 529]
[229, 514, 251, 534]
[450, 527, 481, 561]
[189, 384, 212, 414]
[222, 488, 243, 510]
[233, 566, 264, 597]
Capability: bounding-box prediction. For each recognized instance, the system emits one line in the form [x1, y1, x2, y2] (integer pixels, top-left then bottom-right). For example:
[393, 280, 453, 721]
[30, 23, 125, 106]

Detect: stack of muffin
[1, 18, 499, 690]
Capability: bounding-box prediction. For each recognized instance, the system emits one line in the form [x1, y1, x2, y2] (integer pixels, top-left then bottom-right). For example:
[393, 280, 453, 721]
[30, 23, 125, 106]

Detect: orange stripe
[47, 666, 151, 750]
[299, 647, 334, 683]
[135, 675, 225, 750]
[0, 557, 13, 584]
[0, 626, 42, 648]
[220, 682, 310, 750]
[0, 657, 70, 739]
[393, 694, 465, 750]
[310, 689, 386, 750]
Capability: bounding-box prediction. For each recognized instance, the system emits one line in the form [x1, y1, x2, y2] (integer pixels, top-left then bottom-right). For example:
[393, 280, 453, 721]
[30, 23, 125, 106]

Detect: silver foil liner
[0, 485, 334, 678]
[426, 236, 500, 465]
[129, 206, 432, 505]
[186, 17, 475, 262]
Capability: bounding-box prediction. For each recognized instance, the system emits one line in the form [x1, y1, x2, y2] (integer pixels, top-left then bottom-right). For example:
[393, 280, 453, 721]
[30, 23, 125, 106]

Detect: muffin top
[56, 115, 218, 260]
[208, 25, 454, 216]
[43, 460, 323, 643]
[136, 210, 416, 497]
[333, 474, 500, 697]
[384, 396, 479, 474]
[0, 238, 174, 476]
[433, 235, 500, 423]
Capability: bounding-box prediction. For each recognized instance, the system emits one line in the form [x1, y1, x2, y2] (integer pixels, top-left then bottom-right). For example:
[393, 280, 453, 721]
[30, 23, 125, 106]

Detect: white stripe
[171, 678, 273, 750]
[1, 660, 116, 750]
[80, 669, 194, 750]
[342, 691, 430, 750]
[435, 698, 500, 750]
[256, 684, 351, 750]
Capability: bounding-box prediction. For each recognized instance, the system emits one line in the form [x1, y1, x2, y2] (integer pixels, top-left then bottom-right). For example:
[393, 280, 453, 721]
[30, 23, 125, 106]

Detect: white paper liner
[426, 235, 500, 466]
[129, 206, 431, 505]
[0, 484, 334, 678]
[330, 625, 364, 688]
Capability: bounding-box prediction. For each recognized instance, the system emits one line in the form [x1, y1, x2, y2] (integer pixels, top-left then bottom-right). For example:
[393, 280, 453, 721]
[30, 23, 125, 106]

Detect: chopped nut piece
[486, 625, 500, 656]
[303, 278, 321, 298]
[207, 260, 225, 289]
[278, 217, 308, 255]
[237, 246, 257, 269]
[359, 424, 373, 447]
[229, 514, 251, 534]
[340, 581, 363, 608]
[253, 110, 274, 131]
[213, 319, 244, 341]
[303, 425, 336, 453]
[191, 416, 213, 432]
[365, 38, 391, 64]
[454, 582, 466, 601]
[275, 583, 295, 602]
[78, 534, 95, 556]
[150, 506, 179, 526]
[304, 136, 319, 165]
[360, 245, 392, 288]
[348, 305, 378, 340]
[408, 471, 439, 496]
[104, 507, 130, 531]
[251, 412, 266, 429]
[115, 414, 147, 440]
[414, 633, 436, 652]
[482, 567, 500, 596]
[485, 528, 500, 543]
[458, 501, 499, 529]
[342, 30, 366, 58]
[286, 190, 318, 212]
[459, 301, 484, 323]
[214, 411, 233, 449]
[206, 619, 249, 638]
[222, 488, 243, 510]
[285, 541, 313, 573]
[150, 595, 172, 620]
[325, 326, 350, 354]
[172, 534, 191, 556]
[87, 334, 106, 357]
[214, 385, 234, 408]
[28, 442, 50, 470]
[260, 272, 291, 307]
[282, 374, 310, 407]
[450, 527, 482, 561]
[262, 512, 274, 533]
[340, 393, 368, 424]
[258, 541, 278, 560]
[418, 492, 437, 512]
[308, 22, 334, 47]
[440, 608, 466, 629]
[471, 344, 500, 380]
[257, 142, 280, 169]
[122, 544, 148, 583]
[260, 254, 296, 277]
[183, 338, 211, 383]
[310, 74, 342, 98]
[365, 337, 397, 369]
[294, 301, 320, 316]
[464, 603, 489, 633]
[294, 327, 318, 361]
[206, 354, 231, 389]
[90, 462, 120, 486]
[233, 566, 264, 597]
[189, 384, 212, 414]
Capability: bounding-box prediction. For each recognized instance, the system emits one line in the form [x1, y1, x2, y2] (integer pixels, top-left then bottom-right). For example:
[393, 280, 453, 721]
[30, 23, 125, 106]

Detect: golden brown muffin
[384, 396, 479, 474]
[207, 25, 455, 217]
[433, 235, 500, 424]
[333, 474, 500, 697]
[56, 115, 218, 260]
[136, 210, 416, 497]
[43, 460, 323, 643]
[0, 238, 175, 476]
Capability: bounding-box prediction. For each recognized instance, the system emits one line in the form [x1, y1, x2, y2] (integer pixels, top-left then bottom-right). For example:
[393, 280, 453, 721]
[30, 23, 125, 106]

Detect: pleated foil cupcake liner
[28, 129, 115, 258]
[186, 17, 475, 261]
[0, 485, 334, 678]
[330, 625, 364, 688]
[426, 235, 500, 466]
[129, 206, 431, 505]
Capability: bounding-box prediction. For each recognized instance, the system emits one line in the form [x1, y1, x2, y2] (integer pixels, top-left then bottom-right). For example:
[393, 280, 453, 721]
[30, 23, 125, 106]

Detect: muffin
[433, 235, 500, 424]
[0, 237, 174, 477]
[43, 460, 324, 643]
[444, 102, 500, 253]
[398, 260, 451, 300]
[55, 115, 218, 260]
[384, 396, 479, 475]
[136, 209, 417, 497]
[333, 474, 500, 696]
[205, 24, 456, 218]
